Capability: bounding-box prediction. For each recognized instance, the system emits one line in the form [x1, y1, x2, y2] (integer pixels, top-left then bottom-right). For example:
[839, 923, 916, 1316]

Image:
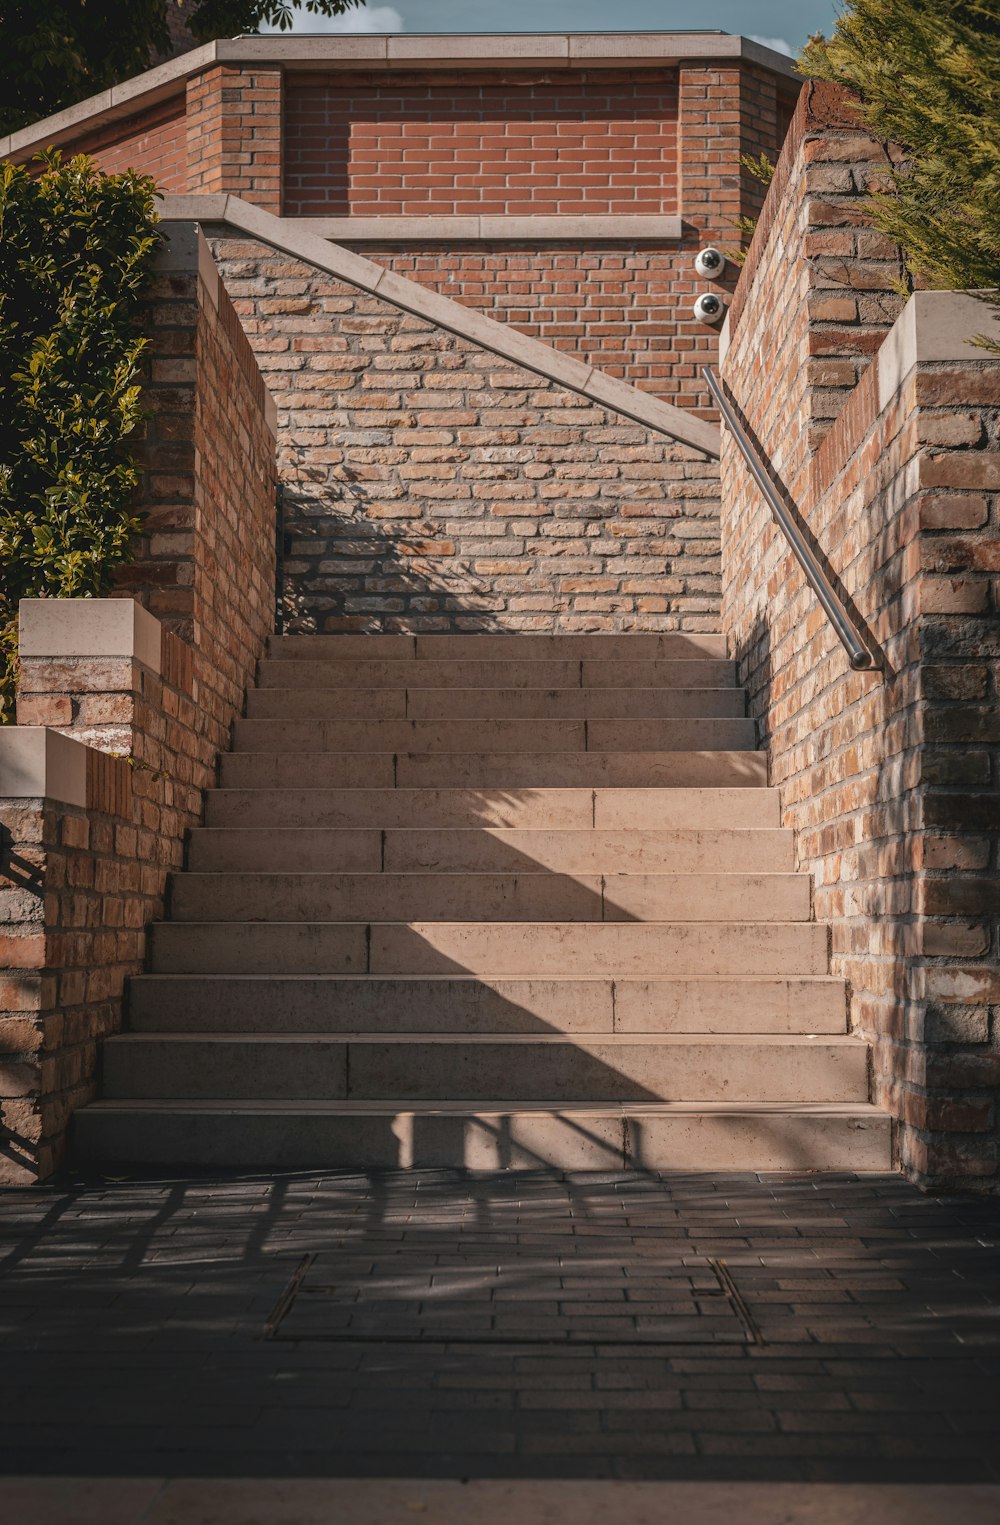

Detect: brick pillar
[676, 63, 790, 415]
[186, 64, 283, 211]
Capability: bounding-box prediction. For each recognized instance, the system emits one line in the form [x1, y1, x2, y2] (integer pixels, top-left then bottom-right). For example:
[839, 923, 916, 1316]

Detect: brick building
[1, 37, 996, 1191]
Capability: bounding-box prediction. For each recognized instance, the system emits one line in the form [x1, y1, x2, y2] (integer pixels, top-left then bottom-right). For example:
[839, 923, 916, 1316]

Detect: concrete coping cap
[0, 727, 89, 806]
[876, 290, 1000, 411]
[19, 598, 162, 673]
[0, 33, 799, 161]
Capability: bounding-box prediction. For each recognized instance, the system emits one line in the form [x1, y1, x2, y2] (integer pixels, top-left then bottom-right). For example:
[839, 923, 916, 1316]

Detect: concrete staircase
[74, 634, 892, 1172]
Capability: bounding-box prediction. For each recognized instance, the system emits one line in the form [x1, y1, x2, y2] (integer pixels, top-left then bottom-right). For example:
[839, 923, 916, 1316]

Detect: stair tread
[108, 1032, 862, 1046]
[81, 1098, 887, 1116]
[83, 628, 890, 1172]
[132, 972, 843, 983]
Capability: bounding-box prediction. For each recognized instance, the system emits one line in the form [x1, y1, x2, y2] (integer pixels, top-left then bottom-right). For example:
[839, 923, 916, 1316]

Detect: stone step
[204, 786, 783, 831]
[128, 974, 848, 1035]
[99, 1033, 869, 1104]
[220, 751, 768, 789]
[246, 686, 747, 720]
[256, 659, 737, 691]
[170, 872, 810, 924]
[230, 717, 757, 754]
[72, 1100, 893, 1172]
[267, 633, 730, 661]
[186, 827, 795, 874]
[149, 920, 829, 976]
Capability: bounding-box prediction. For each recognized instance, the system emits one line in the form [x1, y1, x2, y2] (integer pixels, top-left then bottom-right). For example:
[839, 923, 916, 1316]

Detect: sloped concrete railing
[157, 194, 721, 461]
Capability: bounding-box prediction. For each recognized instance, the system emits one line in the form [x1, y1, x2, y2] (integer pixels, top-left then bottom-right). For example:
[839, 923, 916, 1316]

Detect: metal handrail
[703, 367, 879, 672]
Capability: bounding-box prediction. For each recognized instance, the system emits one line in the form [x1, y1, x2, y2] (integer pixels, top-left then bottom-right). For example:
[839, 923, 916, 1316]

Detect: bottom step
[73, 1100, 892, 1173]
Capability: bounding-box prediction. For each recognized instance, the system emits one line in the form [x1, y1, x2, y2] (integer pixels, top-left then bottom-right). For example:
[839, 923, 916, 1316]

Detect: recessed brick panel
[283, 70, 679, 217]
[358, 244, 726, 413]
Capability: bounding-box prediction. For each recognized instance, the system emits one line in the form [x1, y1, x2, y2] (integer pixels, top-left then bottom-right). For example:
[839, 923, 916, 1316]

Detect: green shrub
[801, 1, 1000, 310]
[0, 153, 159, 722]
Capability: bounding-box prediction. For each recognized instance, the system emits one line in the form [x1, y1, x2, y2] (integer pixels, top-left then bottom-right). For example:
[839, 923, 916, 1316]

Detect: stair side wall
[720, 84, 1000, 1190]
[0, 229, 277, 1183]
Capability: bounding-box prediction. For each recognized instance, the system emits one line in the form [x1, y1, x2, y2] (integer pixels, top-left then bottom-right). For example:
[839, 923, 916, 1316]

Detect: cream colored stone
[877, 290, 1000, 410]
[19, 597, 161, 672]
[0, 727, 88, 805]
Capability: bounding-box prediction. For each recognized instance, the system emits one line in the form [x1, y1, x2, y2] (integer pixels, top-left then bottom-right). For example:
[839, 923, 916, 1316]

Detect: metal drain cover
[266, 1250, 762, 1345]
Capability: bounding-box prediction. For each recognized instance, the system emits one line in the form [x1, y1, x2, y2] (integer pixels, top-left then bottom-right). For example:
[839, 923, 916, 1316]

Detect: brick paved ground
[1, 1169, 999, 1484]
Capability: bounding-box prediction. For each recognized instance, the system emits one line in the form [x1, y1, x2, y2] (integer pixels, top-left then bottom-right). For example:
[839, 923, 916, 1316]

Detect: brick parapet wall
[212, 233, 720, 633]
[283, 69, 681, 217]
[67, 97, 189, 188]
[0, 229, 276, 1183]
[722, 113, 1000, 1192]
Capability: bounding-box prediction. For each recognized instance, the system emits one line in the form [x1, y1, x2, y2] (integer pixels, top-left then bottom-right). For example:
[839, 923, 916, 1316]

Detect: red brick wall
[283, 70, 679, 217]
[360, 245, 711, 411]
[60, 97, 188, 187]
[0, 228, 277, 1182]
[10, 58, 795, 414]
[330, 65, 793, 416]
[720, 86, 1000, 1191]
[186, 65, 283, 212]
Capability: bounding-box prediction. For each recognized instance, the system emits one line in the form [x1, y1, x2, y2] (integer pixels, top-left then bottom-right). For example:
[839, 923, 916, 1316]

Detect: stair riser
[72, 1108, 892, 1172]
[220, 753, 769, 789]
[128, 975, 848, 1035]
[231, 718, 757, 753]
[222, 755, 398, 789]
[268, 634, 729, 661]
[149, 922, 829, 976]
[101, 1038, 868, 1104]
[205, 787, 783, 832]
[256, 660, 736, 691]
[247, 689, 747, 720]
[186, 828, 795, 875]
[170, 873, 810, 923]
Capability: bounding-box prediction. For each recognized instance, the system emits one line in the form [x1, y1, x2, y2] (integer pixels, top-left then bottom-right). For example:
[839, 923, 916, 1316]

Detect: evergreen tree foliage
[0, 2, 362, 135]
[801, 1, 1000, 302]
[0, 155, 160, 721]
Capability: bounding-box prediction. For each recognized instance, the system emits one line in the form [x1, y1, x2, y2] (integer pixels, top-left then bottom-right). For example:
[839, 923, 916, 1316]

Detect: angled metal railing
[703, 367, 879, 672]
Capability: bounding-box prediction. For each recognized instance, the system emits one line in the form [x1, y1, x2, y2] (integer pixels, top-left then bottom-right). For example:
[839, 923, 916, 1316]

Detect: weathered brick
[721, 87, 1000, 1194]
[1, 233, 275, 1185]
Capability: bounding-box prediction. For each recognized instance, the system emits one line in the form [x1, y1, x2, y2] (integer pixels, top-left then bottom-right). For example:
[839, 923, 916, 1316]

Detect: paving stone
[1, 1168, 1000, 1483]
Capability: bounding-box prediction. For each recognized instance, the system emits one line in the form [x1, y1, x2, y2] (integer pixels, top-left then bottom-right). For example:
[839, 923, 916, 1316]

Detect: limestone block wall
[720, 85, 1000, 1189]
[211, 233, 721, 634]
[0, 229, 276, 1183]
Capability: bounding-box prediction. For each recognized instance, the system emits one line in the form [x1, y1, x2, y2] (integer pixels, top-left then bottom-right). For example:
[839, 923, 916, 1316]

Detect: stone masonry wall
[211, 235, 720, 634]
[0, 229, 276, 1182]
[720, 83, 1000, 1190]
